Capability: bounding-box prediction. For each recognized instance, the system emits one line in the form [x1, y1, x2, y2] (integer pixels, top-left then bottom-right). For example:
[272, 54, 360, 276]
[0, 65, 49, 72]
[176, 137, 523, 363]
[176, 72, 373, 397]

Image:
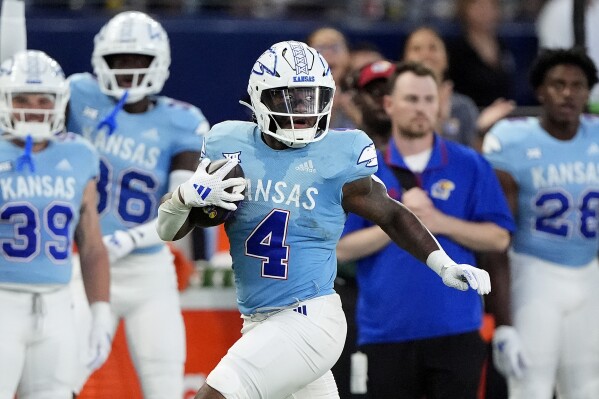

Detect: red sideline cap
[358, 60, 396, 88]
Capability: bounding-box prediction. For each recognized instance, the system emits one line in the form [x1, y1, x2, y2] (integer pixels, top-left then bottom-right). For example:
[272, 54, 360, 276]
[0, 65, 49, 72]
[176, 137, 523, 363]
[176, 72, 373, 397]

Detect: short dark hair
[529, 47, 599, 90]
[387, 61, 438, 93]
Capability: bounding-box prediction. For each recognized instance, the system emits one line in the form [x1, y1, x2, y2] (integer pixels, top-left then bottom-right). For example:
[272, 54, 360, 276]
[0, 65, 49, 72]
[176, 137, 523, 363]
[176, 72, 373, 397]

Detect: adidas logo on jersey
[56, 159, 73, 171]
[526, 147, 542, 159]
[0, 161, 13, 172]
[295, 160, 316, 173]
[588, 143, 599, 155]
[83, 106, 98, 120]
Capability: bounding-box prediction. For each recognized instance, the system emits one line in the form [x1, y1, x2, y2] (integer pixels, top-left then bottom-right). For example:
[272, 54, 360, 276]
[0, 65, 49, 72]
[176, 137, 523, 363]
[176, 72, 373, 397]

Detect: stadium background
[14, 1, 551, 397]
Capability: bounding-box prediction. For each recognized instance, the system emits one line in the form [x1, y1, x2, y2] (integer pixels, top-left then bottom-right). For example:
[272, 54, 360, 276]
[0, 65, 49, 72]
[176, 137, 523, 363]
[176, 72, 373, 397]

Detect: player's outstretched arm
[341, 176, 491, 295]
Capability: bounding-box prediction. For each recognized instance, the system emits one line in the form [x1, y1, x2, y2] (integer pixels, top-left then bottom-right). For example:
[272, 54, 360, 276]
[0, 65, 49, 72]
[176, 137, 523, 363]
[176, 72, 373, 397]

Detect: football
[187, 159, 246, 228]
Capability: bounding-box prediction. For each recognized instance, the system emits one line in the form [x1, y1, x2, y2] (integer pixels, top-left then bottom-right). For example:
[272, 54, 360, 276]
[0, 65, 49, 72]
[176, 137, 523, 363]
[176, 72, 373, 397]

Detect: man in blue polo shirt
[337, 61, 515, 398]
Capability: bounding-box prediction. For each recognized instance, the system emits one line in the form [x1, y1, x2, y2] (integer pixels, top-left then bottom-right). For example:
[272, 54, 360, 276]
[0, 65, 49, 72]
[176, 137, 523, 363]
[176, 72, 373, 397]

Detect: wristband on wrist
[161, 187, 192, 214]
[124, 229, 137, 246]
[90, 301, 111, 320]
[426, 249, 455, 275]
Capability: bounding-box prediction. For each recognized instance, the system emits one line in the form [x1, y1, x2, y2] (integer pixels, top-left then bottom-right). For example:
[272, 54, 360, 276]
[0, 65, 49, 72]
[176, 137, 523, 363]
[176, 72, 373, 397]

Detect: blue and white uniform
[343, 135, 514, 345]
[68, 73, 206, 250]
[67, 72, 207, 397]
[0, 133, 99, 398]
[0, 134, 98, 285]
[484, 116, 599, 399]
[202, 121, 377, 398]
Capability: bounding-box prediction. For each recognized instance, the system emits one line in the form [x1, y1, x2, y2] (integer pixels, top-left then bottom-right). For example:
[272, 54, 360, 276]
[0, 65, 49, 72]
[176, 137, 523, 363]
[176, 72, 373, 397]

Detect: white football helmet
[247, 41, 335, 148]
[0, 50, 69, 142]
[92, 11, 170, 103]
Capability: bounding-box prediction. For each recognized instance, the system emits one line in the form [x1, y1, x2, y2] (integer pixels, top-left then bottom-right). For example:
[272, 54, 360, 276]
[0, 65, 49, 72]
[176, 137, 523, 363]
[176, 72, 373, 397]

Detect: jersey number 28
[535, 190, 599, 238]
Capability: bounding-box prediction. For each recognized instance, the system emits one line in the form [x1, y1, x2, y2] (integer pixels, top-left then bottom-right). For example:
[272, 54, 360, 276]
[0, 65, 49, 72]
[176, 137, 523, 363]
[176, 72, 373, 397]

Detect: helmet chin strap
[97, 90, 129, 136]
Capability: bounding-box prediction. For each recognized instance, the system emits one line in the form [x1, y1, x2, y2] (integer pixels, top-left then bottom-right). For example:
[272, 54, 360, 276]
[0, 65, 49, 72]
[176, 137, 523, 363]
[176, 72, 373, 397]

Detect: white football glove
[87, 301, 113, 373]
[178, 158, 246, 211]
[102, 230, 136, 263]
[492, 325, 529, 379]
[440, 264, 491, 295]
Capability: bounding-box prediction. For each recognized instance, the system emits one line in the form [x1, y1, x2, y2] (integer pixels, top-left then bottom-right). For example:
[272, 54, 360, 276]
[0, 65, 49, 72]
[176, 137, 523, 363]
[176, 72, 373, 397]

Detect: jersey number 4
[245, 209, 290, 279]
[535, 190, 599, 238]
[0, 202, 73, 262]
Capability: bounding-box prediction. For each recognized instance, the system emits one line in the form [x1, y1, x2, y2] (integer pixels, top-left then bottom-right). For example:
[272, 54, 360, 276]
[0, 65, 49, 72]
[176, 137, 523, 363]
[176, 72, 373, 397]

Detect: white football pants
[72, 246, 186, 399]
[206, 293, 347, 399]
[0, 287, 75, 399]
[508, 251, 599, 399]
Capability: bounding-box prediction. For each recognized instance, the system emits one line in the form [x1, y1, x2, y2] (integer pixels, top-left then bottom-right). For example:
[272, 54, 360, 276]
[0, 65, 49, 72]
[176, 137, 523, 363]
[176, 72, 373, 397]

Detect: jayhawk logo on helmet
[246, 41, 335, 149]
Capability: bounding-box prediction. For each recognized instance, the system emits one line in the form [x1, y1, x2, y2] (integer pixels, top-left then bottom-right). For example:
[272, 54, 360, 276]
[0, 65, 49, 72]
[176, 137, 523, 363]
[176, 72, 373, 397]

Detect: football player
[483, 47, 599, 398]
[0, 50, 111, 399]
[157, 41, 491, 399]
[66, 11, 208, 397]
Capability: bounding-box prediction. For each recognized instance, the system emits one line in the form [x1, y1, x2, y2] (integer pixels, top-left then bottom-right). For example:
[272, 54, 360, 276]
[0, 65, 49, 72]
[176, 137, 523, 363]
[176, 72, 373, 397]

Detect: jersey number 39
[1, 202, 73, 262]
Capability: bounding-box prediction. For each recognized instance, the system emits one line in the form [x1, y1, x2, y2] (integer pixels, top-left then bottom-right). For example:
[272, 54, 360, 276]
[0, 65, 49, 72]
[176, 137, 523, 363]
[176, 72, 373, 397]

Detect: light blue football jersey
[0, 133, 99, 284]
[203, 122, 377, 315]
[485, 116, 599, 267]
[67, 73, 207, 254]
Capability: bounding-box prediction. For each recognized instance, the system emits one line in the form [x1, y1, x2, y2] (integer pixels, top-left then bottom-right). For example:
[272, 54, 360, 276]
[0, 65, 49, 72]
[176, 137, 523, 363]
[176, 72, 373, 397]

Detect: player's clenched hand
[179, 158, 245, 211]
[87, 302, 113, 373]
[102, 230, 135, 263]
[492, 325, 528, 379]
[440, 264, 491, 295]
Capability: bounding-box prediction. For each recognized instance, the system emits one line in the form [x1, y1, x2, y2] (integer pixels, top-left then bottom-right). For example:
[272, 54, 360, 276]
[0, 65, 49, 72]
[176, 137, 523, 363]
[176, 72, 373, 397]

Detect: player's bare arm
[494, 169, 519, 217]
[342, 175, 440, 264]
[342, 175, 491, 294]
[170, 150, 201, 172]
[75, 179, 110, 304]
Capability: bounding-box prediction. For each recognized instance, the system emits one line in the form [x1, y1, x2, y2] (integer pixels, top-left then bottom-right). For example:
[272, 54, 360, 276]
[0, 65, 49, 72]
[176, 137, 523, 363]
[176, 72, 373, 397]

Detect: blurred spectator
[403, 26, 479, 146]
[537, 0, 599, 109]
[307, 27, 360, 128]
[447, 0, 517, 107]
[338, 61, 515, 398]
[352, 60, 393, 150]
[403, 26, 515, 149]
[349, 41, 384, 74]
[402, 27, 516, 399]
[27, 0, 546, 21]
